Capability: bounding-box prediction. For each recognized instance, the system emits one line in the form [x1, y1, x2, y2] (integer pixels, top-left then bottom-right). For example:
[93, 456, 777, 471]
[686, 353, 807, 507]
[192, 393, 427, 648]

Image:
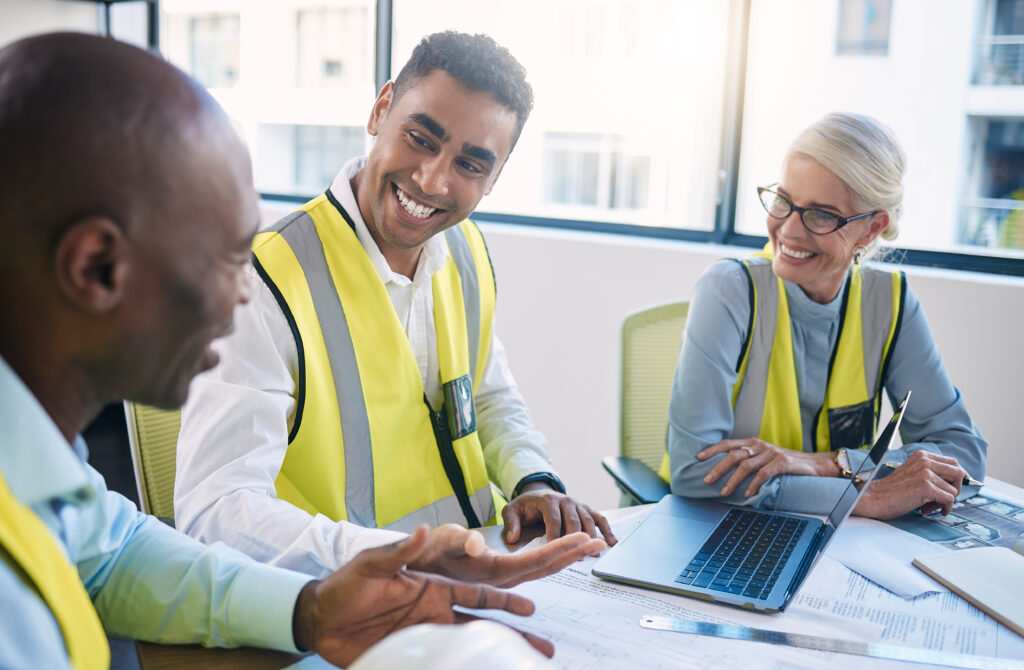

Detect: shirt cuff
[226, 562, 311, 653]
[772, 474, 853, 516]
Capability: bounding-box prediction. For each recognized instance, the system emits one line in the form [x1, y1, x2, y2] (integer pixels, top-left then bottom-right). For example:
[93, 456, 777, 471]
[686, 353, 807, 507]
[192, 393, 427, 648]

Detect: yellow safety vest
[732, 248, 904, 453]
[658, 248, 904, 480]
[0, 471, 109, 670]
[252, 192, 499, 530]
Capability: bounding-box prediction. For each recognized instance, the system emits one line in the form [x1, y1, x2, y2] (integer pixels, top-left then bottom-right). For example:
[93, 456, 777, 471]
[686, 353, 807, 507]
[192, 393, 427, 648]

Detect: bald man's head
[0, 33, 259, 429]
[0, 33, 240, 246]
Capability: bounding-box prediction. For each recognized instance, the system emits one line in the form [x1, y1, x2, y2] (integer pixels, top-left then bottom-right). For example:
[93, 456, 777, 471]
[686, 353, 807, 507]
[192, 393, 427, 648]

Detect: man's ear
[367, 81, 395, 137]
[54, 216, 129, 313]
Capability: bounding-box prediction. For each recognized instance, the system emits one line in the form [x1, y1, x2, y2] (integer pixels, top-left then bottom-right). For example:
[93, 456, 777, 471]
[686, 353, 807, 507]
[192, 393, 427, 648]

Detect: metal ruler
[639, 615, 1024, 669]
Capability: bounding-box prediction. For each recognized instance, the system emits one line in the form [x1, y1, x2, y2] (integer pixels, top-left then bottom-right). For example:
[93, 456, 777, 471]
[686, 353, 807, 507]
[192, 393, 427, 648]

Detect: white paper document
[791, 556, 1024, 659]
[482, 555, 905, 670]
[826, 516, 948, 598]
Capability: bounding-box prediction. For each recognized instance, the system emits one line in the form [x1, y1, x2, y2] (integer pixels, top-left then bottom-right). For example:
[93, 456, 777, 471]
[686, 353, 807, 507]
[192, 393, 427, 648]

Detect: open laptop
[593, 392, 910, 613]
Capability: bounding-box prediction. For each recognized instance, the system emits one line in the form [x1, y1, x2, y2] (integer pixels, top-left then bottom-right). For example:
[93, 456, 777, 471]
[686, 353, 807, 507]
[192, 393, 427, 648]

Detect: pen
[883, 461, 983, 487]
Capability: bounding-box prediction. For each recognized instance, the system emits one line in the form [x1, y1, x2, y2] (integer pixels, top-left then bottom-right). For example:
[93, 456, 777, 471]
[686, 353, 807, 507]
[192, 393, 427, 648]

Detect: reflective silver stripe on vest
[732, 261, 778, 440]
[443, 224, 481, 385]
[731, 261, 896, 445]
[274, 212, 488, 529]
[859, 267, 895, 401]
[384, 485, 494, 533]
[277, 212, 376, 527]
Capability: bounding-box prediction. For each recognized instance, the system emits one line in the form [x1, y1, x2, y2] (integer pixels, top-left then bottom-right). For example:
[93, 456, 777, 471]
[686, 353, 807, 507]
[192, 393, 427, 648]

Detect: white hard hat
[348, 620, 552, 670]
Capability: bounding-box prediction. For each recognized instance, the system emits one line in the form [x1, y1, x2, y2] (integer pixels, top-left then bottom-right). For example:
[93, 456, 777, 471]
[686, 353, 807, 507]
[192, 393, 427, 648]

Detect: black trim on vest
[252, 254, 306, 444]
[877, 272, 907, 401]
[732, 259, 756, 373]
[324, 189, 357, 232]
[811, 272, 854, 451]
[424, 394, 482, 528]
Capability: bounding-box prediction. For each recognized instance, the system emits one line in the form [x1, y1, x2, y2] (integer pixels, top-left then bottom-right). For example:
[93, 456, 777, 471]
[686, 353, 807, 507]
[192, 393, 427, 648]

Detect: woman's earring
[853, 245, 867, 265]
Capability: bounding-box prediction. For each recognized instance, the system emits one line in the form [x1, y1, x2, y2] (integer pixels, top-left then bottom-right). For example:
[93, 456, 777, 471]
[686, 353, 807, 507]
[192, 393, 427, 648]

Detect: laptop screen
[824, 391, 911, 531]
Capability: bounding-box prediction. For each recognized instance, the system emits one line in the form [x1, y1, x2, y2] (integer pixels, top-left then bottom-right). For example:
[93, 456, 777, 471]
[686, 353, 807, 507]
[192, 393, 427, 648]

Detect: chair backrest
[123, 401, 181, 522]
[620, 301, 690, 472]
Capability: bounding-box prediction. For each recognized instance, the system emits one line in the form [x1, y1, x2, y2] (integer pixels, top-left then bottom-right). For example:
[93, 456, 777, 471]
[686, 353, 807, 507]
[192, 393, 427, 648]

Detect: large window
[158, 0, 1024, 274]
[163, 0, 376, 197]
[733, 0, 1024, 267]
[391, 0, 728, 230]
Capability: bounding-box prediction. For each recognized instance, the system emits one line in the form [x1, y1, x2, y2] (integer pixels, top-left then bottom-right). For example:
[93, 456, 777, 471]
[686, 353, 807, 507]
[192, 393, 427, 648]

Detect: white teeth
[396, 187, 437, 219]
[779, 243, 813, 259]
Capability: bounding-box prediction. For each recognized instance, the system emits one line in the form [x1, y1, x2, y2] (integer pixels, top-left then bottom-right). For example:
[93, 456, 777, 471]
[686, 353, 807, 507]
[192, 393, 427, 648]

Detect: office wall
[477, 223, 1024, 510]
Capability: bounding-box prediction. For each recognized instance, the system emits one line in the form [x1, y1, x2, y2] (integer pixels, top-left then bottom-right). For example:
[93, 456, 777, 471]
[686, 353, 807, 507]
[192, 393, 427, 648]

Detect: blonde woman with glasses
[667, 112, 986, 520]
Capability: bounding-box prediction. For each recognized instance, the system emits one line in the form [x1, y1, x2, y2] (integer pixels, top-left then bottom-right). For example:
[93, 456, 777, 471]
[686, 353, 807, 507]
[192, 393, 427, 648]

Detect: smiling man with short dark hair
[175, 31, 616, 576]
[0, 31, 604, 669]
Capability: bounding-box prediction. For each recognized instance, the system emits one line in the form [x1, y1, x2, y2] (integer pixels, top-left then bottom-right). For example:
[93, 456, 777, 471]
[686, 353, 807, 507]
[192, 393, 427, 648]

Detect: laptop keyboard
[675, 508, 807, 600]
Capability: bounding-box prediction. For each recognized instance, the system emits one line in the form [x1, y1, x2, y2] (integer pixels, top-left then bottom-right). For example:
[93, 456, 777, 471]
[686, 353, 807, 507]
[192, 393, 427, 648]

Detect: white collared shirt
[174, 157, 555, 577]
[338, 158, 450, 409]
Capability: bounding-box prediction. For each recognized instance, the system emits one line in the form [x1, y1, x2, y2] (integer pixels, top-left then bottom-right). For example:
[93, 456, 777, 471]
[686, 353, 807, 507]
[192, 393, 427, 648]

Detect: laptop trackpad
[636, 512, 717, 559]
[594, 510, 717, 585]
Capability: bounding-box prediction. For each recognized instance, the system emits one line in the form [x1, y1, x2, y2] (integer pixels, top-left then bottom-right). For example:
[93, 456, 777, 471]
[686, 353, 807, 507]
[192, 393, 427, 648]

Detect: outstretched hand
[502, 484, 617, 546]
[409, 523, 607, 587]
[293, 526, 554, 667]
[854, 450, 967, 520]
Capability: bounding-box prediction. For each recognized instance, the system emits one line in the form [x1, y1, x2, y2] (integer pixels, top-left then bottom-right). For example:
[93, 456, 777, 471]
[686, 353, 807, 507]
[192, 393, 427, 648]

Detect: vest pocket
[443, 375, 477, 440]
[827, 399, 875, 450]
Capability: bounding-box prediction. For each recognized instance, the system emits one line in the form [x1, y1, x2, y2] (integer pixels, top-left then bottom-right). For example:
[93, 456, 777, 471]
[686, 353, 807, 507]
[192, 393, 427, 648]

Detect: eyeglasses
[757, 184, 878, 235]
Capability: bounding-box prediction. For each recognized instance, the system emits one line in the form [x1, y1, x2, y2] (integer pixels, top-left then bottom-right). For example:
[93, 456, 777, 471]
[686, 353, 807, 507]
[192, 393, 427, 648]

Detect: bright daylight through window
[160, 0, 1024, 270]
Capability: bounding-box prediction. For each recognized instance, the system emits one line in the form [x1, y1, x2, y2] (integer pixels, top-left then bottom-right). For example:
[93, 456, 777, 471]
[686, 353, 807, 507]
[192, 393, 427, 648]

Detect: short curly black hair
[393, 31, 534, 147]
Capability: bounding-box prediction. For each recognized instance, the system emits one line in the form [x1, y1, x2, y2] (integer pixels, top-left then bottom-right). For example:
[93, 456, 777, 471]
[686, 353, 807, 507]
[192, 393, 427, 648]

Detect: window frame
[252, 0, 1024, 278]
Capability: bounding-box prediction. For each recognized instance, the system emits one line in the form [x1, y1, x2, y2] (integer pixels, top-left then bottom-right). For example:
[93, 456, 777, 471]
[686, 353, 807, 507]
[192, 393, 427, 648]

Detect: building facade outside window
[188, 14, 239, 88]
[391, 0, 727, 230]
[543, 133, 652, 212]
[164, 0, 376, 197]
[295, 124, 366, 193]
[157, 0, 1024, 269]
[975, 0, 1024, 85]
[963, 119, 1024, 250]
[835, 0, 892, 56]
[296, 6, 369, 88]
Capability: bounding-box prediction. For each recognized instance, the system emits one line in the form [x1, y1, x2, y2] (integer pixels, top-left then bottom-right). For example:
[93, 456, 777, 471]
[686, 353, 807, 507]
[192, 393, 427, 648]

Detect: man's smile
[394, 183, 442, 220]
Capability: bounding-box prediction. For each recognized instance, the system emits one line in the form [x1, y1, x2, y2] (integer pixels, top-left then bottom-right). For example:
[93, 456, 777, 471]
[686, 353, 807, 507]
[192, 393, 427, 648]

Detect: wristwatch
[512, 472, 566, 499]
[832, 448, 866, 488]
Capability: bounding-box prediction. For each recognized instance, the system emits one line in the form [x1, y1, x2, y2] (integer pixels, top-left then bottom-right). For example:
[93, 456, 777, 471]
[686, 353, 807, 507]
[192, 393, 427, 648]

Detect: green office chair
[124, 401, 181, 526]
[603, 300, 689, 506]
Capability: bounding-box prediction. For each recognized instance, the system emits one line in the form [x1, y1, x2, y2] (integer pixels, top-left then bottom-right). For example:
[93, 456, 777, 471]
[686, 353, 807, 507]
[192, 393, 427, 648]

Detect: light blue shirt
[0, 356, 311, 668]
[668, 259, 988, 514]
